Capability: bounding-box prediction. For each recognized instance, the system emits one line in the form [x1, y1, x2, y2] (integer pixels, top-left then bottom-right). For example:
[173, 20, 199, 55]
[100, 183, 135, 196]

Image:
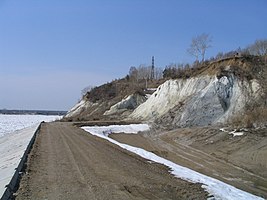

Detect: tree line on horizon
[127, 36, 266, 80]
[82, 37, 267, 96]
[160, 36, 267, 79]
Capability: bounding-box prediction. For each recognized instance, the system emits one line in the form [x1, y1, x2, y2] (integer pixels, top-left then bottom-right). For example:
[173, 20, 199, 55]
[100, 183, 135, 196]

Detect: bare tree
[154, 67, 163, 80]
[137, 64, 151, 80]
[128, 64, 163, 83]
[129, 66, 138, 81]
[246, 39, 267, 56]
[187, 33, 212, 62]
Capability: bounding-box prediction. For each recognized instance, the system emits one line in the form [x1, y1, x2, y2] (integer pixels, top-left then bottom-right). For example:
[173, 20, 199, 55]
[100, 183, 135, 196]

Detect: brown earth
[110, 127, 267, 199]
[15, 122, 208, 200]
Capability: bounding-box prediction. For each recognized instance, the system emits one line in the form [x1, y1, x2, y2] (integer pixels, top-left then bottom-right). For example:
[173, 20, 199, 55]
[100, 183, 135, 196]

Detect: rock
[129, 74, 261, 128]
[104, 93, 147, 116]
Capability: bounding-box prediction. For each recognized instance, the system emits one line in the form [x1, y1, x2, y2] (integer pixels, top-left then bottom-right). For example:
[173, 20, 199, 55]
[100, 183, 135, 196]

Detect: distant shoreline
[0, 109, 67, 116]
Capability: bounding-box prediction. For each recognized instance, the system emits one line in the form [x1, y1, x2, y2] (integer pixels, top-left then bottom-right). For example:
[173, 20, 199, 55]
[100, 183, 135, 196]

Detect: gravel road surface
[15, 122, 207, 200]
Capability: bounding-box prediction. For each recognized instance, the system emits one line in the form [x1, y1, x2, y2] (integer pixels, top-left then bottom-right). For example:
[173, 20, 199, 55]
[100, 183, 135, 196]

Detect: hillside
[64, 55, 267, 129]
[49, 55, 267, 198]
[64, 77, 164, 121]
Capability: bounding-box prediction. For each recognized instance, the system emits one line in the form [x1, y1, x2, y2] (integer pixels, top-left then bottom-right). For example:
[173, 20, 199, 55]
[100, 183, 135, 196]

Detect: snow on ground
[0, 125, 39, 197]
[84, 124, 150, 136]
[220, 128, 244, 137]
[0, 114, 61, 137]
[82, 125, 263, 200]
[229, 131, 244, 137]
[0, 114, 61, 198]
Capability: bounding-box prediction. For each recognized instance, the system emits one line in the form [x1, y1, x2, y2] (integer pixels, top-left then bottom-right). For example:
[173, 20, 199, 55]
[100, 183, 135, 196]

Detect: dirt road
[110, 128, 267, 198]
[15, 122, 207, 200]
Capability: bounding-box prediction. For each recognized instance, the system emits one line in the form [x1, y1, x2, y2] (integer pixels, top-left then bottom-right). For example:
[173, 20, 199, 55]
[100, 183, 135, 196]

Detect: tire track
[16, 122, 208, 200]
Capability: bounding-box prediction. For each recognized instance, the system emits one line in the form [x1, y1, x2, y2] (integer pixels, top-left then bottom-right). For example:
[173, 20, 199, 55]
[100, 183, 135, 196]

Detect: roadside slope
[0, 124, 39, 198]
[110, 128, 267, 198]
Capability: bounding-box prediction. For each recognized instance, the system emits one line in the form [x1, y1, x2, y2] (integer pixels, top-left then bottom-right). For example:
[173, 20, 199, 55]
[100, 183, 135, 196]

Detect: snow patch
[0, 125, 40, 197]
[82, 125, 263, 200]
[85, 124, 150, 136]
[229, 131, 244, 137]
[220, 128, 244, 137]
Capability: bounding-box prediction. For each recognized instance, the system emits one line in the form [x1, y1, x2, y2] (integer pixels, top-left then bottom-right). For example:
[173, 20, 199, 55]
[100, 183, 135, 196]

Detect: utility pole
[151, 56, 155, 80]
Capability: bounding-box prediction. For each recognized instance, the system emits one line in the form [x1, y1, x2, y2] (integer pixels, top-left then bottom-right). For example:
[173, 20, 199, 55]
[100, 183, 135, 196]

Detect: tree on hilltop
[246, 39, 267, 56]
[187, 33, 212, 62]
[129, 65, 163, 81]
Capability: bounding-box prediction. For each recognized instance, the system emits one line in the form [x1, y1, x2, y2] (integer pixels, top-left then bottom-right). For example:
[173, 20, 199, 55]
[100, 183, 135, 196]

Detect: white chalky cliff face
[65, 72, 261, 127]
[130, 75, 260, 127]
[104, 93, 147, 116]
[65, 99, 98, 118]
[130, 76, 214, 119]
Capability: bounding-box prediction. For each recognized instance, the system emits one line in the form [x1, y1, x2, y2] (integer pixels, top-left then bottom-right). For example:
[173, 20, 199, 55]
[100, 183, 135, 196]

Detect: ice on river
[0, 114, 61, 198]
[0, 114, 61, 137]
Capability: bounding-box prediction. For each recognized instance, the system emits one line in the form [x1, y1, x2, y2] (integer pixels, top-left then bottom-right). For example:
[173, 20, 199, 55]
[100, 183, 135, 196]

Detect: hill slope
[64, 55, 267, 128]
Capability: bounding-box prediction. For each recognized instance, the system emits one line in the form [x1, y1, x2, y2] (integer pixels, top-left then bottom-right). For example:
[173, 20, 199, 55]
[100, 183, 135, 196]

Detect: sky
[0, 0, 266, 111]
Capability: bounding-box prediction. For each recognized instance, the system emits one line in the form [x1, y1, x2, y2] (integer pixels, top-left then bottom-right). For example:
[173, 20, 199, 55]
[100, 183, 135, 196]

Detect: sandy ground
[15, 122, 207, 200]
[110, 127, 267, 198]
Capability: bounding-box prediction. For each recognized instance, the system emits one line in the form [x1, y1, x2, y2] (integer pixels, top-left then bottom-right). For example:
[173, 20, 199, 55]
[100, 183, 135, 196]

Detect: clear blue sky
[0, 0, 266, 111]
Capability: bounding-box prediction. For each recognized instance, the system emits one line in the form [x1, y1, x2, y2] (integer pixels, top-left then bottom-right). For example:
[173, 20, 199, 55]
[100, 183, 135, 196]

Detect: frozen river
[0, 114, 61, 198]
[0, 114, 61, 137]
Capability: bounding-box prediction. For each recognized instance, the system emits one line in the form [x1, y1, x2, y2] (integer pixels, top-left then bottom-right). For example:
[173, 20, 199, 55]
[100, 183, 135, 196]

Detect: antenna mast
[151, 56, 155, 80]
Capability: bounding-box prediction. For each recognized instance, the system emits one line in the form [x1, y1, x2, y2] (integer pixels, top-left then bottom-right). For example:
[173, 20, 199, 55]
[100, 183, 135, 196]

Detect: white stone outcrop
[129, 75, 260, 127]
[65, 99, 97, 118]
[104, 93, 147, 116]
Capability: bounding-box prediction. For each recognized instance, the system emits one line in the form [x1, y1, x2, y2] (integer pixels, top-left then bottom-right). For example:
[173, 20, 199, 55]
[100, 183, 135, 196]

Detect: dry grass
[231, 106, 267, 128]
[164, 55, 266, 81]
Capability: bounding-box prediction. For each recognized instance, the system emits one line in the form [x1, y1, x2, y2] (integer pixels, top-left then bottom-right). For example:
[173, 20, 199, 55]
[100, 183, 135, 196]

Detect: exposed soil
[15, 122, 208, 200]
[110, 127, 267, 199]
